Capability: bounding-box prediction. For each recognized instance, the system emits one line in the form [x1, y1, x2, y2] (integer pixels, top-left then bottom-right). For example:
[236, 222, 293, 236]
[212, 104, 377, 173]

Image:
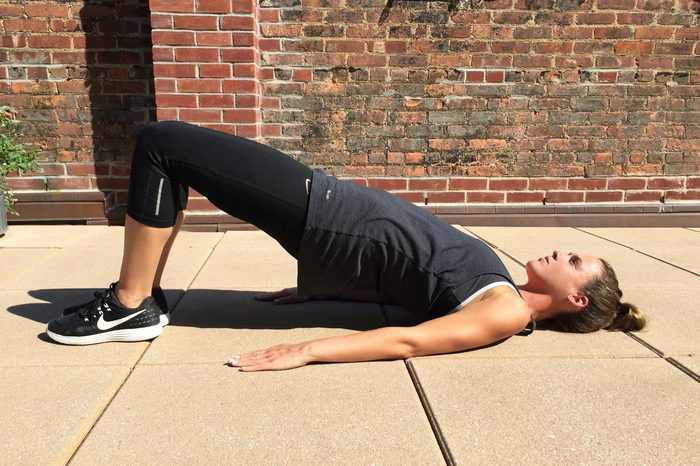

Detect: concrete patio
[0, 224, 698, 465]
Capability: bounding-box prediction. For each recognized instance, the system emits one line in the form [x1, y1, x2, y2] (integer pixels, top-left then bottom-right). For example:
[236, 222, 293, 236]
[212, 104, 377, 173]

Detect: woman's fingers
[254, 287, 295, 301]
[253, 287, 309, 304]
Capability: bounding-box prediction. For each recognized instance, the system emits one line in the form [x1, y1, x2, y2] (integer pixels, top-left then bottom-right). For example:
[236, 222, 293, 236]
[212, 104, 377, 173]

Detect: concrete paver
[141, 289, 387, 364]
[2, 225, 698, 465]
[623, 286, 700, 356]
[0, 366, 130, 465]
[190, 246, 298, 289]
[411, 358, 700, 465]
[69, 363, 444, 465]
[580, 227, 700, 274]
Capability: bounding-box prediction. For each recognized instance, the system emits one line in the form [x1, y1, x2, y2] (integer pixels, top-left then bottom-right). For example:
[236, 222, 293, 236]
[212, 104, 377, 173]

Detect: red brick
[577, 12, 615, 25]
[150, 0, 194, 13]
[177, 79, 221, 92]
[197, 0, 231, 13]
[626, 191, 662, 202]
[199, 64, 231, 78]
[199, 94, 234, 107]
[546, 191, 584, 203]
[221, 15, 255, 30]
[489, 179, 528, 190]
[37, 163, 66, 176]
[179, 109, 222, 122]
[466, 70, 484, 82]
[231, 0, 254, 13]
[233, 63, 256, 77]
[293, 69, 313, 82]
[615, 41, 654, 53]
[235, 94, 258, 108]
[368, 179, 407, 190]
[6, 177, 46, 190]
[222, 79, 258, 93]
[486, 70, 505, 83]
[467, 192, 505, 203]
[223, 109, 258, 123]
[3, 20, 49, 33]
[174, 15, 218, 30]
[409, 179, 448, 190]
[635, 26, 674, 39]
[568, 178, 607, 190]
[665, 190, 700, 200]
[175, 48, 219, 62]
[25, 3, 70, 16]
[608, 178, 646, 190]
[648, 177, 684, 189]
[66, 164, 96, 176]
[585, 191, 623, 202]
[197, 32, 233, 46]
[47, 177, 92, 190]
[258, 9, 279, 22]
[27, 35, 71, 49]
[507, 191, 545, 203]
[688, 177, 700, 189]
[428, 191, 466, 203]
[156, 93, 198, 107]
[154, 63, 197, 78]
[221, 48, 256, 63]
[0, 4, 22, 15]
[151, 31, 195, 46]
[598, 71, 617, 83]
[110, 165, 130, 177]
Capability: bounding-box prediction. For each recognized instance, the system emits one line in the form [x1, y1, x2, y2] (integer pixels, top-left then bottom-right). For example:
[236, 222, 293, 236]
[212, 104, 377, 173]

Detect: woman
[47, 121, 646, 370]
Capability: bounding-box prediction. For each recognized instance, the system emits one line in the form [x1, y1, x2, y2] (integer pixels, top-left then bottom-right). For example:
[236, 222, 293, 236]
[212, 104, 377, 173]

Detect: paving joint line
[65, 233, 227, 464]
[624, 332, 700, 383]
[405, 360, 453, 466]
[574, 227, 700, 278]
[65, 349, 151, 465]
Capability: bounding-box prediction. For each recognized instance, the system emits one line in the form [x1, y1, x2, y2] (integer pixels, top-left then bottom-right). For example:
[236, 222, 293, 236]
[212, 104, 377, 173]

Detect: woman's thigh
[133, 121, 313, 258]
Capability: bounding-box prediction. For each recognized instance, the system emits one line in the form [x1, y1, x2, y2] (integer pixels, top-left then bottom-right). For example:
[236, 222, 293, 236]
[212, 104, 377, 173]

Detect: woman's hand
[254, 287, 311, 304]
[227, 342, 312, 372]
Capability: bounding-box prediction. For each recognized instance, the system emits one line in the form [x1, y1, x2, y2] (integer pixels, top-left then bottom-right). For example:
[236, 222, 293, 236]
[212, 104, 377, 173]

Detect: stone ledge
[7, 192, 700, 229]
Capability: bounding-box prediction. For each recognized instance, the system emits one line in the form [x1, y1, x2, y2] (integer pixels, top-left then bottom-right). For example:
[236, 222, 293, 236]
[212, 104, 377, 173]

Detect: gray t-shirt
[296, 169, 522, 318]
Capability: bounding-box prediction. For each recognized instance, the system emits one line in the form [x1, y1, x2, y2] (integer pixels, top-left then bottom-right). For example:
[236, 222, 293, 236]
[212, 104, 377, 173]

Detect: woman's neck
[516, 285, 560, 322]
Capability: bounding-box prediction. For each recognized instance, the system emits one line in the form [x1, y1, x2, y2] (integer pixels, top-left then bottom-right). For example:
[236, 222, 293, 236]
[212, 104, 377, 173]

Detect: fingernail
[273, 298, 280, 304]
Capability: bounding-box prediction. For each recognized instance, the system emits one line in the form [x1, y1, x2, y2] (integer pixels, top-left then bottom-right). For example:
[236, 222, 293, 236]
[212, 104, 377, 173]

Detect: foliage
[0, 106, 41, 215]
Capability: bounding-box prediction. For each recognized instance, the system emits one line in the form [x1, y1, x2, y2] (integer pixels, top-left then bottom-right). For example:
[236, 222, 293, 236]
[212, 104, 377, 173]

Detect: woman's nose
[552, 250, 560, 259]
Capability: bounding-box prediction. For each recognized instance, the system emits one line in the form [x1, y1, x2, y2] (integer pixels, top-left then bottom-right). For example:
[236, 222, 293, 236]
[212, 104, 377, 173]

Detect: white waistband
[449, 281, 518, 313]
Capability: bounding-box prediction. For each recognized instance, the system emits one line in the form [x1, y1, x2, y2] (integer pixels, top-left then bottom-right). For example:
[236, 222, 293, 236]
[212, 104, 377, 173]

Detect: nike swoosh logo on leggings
[305, 178, 310, 194]
[96, 309, 148, 331]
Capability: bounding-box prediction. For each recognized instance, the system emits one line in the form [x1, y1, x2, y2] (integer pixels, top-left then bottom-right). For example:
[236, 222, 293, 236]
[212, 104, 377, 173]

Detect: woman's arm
[228, 289, 529, 371]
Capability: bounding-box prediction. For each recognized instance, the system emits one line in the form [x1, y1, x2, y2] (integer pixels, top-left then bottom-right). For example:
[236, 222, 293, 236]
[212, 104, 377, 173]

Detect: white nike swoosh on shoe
[96, 309, 149, 331]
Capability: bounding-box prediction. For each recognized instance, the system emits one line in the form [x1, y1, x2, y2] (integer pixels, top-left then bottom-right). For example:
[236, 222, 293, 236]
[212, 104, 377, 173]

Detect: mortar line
[405, 360, 453, 466]
[65, 233, 226, 464]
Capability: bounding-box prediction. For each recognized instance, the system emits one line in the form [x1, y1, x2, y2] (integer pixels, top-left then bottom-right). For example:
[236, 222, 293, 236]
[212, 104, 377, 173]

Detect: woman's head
[525, 251, 646, 333]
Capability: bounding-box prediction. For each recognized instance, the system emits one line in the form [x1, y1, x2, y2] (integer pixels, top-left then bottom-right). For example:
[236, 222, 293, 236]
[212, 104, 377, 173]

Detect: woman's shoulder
[457, 284, 531, 332]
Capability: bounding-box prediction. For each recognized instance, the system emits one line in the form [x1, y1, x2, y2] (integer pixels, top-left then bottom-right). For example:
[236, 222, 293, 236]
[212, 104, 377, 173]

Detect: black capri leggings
[126, 121, 313, 258]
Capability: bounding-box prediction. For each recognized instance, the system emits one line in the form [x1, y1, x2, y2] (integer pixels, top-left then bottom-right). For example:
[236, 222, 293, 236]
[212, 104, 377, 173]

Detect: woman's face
[525, 250, 604, 306]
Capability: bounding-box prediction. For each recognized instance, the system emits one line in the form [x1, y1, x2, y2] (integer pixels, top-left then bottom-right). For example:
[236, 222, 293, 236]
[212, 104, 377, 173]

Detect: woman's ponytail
[605, 301, 646, 332]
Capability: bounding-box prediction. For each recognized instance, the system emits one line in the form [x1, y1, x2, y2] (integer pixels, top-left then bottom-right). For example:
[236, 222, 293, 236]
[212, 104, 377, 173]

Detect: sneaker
[63, 282, 170, 326]
[47, 287, 162, 345]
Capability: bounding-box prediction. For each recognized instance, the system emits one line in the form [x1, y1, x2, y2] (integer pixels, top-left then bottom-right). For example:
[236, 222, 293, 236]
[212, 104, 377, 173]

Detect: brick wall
[2, 0, 700, 223]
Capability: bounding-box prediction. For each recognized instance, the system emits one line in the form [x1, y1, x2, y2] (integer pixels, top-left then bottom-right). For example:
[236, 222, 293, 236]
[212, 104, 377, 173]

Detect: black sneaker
[63, 282, 170, 326]
[47, 287, 163, 345]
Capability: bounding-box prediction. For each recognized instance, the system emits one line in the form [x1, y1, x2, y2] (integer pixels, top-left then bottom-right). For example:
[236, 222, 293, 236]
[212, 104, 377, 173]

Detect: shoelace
[77, 290, 113, 322]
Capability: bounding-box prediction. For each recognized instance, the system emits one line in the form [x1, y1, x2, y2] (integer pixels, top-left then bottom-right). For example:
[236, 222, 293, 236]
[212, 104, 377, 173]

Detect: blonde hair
[552, 259, 646, 333]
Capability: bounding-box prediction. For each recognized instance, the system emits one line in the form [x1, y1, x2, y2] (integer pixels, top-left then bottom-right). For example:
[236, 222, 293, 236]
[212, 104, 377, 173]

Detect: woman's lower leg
[115, 213, 175, 308]
[152, 209, 185, 288]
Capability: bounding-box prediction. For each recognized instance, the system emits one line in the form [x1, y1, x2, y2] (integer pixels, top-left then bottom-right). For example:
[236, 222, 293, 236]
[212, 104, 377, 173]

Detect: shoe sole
[160, 313, 170, 327]
[46, 324, 163, 345]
